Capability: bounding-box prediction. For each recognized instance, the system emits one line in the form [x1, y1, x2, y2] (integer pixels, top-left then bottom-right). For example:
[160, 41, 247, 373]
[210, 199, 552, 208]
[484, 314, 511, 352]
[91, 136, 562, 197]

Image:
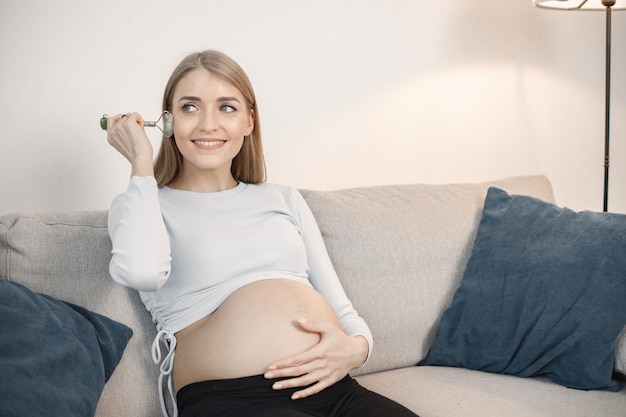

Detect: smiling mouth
[193, 140, 225, 147]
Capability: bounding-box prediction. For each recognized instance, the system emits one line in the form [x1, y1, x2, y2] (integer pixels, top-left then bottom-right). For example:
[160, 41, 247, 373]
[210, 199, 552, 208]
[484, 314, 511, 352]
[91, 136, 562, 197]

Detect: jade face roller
[100, 110, 174, 137]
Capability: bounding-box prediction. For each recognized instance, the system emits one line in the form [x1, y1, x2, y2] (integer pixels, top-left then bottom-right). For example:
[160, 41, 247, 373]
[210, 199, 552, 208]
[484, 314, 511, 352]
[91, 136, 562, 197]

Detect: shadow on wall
[440, 0, 606, 87]
[441, 1, 551, 63]
[270, 60, 602, 188]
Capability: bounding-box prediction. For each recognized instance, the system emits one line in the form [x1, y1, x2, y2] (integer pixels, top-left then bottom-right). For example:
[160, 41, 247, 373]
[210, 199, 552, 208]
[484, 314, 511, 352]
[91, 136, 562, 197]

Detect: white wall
[1, 0, 625, 214]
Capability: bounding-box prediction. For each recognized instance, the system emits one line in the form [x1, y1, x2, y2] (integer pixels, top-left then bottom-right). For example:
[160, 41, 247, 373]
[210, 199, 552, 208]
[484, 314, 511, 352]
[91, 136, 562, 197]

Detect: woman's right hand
[106, 112, 155, 177]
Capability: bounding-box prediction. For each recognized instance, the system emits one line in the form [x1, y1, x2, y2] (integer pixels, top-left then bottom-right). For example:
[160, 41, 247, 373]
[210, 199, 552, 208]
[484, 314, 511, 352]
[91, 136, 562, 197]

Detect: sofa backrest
[300, 175, 555, 376]
[0, 211, 162, 417]
[0, 175, 555, 417]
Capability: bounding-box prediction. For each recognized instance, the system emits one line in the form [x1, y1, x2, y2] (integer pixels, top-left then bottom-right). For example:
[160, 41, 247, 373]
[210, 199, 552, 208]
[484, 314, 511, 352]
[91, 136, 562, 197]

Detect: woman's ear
[246, 109, 255, 136]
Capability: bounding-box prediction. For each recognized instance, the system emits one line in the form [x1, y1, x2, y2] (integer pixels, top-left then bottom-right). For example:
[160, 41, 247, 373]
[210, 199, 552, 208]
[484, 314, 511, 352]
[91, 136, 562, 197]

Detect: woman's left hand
[264, 318, 369, 400]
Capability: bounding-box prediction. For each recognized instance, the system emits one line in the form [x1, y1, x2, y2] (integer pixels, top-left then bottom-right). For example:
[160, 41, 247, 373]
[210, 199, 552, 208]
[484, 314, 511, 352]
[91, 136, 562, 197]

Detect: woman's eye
[181, 103, 198, 113]
[220, 104, 236, 113]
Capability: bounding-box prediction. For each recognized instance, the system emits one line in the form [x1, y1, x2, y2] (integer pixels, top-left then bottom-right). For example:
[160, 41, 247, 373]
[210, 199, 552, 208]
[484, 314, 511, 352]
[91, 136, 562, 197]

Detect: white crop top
[107, 176, 373, 417]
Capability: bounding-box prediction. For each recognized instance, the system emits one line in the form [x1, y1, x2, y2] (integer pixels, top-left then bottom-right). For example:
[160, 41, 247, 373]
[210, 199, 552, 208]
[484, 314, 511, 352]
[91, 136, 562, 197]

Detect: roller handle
[99, 111, 173, 137]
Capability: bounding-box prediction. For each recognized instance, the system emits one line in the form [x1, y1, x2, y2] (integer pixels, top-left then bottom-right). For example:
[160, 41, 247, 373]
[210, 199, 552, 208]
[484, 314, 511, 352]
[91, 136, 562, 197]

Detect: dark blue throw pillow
[420, 187, 626, 391]
[0, 280, 133, 417]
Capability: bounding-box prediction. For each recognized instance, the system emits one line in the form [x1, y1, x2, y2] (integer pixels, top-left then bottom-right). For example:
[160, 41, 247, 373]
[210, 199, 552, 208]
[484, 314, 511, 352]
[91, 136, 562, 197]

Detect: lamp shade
[534, 0, 626, 10]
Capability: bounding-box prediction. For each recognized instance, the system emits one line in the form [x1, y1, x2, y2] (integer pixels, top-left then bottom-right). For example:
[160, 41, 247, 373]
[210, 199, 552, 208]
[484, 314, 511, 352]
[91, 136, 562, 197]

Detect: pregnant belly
[173, 279, 341, 391]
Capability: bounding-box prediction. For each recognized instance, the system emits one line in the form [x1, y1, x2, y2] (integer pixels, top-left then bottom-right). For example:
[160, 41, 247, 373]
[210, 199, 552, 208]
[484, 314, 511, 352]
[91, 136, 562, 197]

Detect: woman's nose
[199, 110, 218, 132]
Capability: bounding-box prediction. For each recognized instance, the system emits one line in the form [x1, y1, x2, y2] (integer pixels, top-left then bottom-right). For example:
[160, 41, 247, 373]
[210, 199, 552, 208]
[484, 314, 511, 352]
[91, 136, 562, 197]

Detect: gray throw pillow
[0, 279, 133, 417]
[420, 187, 626, 391]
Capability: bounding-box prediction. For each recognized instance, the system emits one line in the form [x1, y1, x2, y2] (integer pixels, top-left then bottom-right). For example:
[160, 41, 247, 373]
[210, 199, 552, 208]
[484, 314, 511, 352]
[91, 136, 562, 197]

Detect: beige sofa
[1, 175, 625, 417]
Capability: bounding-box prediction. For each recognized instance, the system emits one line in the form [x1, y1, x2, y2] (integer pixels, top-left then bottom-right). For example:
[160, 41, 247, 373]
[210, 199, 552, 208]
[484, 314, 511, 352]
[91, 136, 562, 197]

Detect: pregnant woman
[106, 49, 418, 417]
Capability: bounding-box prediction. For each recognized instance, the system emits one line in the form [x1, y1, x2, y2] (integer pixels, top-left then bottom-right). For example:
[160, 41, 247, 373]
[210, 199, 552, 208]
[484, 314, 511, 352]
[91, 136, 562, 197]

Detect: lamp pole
[602, 0, 614, 212]
[534, 0, 626, 212]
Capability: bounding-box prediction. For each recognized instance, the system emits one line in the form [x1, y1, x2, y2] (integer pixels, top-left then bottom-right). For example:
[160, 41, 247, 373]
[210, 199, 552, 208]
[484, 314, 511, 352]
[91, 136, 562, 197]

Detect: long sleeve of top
[108, 176, 374, 352]
[108, 176, 172, 292]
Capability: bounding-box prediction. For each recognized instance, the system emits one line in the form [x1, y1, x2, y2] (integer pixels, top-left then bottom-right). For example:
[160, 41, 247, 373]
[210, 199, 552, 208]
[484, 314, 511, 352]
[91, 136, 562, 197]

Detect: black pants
[177, 374, 418, 417]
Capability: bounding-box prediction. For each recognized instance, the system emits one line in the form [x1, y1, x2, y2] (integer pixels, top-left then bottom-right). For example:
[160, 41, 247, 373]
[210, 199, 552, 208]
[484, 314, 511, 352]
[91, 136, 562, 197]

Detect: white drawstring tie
[152, 330, 178, 417]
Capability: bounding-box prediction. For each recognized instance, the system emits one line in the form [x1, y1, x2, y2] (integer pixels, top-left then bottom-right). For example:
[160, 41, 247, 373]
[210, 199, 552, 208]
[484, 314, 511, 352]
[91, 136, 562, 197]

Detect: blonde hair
[154, 50, 266, 187]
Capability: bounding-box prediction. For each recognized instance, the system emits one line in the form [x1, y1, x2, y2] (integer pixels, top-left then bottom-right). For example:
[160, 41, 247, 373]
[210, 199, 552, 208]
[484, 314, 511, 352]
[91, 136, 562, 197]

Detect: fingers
[296, 317, 332, 334]
[105, 112, 154, 171]
[290, 379, 335, 400]
[272, 377, 337, 400]
[108, 113, 127, 129]
[105, 112, 146, 144]
[266, 319, 341, 373]
[264, 320, 368, 400]
[272, 368, 343, 400]
[107, 112, 144, 131]
[265, 354, 323, 382]
[266, 351, 327, 377]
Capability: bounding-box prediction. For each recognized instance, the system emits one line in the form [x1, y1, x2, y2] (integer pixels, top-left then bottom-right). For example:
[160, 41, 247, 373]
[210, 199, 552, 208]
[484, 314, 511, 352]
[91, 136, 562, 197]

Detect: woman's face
[170, 69, 254, 182]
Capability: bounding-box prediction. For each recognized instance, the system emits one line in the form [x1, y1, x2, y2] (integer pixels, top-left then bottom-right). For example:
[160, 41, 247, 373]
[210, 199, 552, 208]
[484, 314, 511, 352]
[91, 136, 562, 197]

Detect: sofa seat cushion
[356, 366, 626, 417]
[421, 187, 626, 391]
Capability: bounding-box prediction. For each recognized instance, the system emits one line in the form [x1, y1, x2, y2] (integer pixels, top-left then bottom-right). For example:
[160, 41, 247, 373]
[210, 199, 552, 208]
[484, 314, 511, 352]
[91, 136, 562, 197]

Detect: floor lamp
[534, 0, 626, 212]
